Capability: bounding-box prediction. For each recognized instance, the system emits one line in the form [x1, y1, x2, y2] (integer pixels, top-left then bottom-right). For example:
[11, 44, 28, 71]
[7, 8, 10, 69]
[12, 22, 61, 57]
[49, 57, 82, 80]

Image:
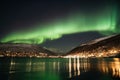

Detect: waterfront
[0, 57, 120, 80]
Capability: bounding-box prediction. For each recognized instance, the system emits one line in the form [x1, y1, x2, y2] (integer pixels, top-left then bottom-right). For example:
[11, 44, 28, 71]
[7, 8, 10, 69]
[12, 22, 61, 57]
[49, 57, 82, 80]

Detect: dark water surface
[0, 57, 120, 80]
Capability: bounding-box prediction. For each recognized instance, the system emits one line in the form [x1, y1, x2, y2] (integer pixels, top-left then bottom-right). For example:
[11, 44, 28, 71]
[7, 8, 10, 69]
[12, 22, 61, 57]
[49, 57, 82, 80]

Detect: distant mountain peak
[81, 34, 117, 46]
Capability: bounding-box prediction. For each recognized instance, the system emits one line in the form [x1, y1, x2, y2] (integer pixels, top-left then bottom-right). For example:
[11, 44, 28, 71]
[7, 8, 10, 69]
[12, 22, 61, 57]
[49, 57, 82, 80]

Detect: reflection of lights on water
[10, 61, 15, 65]
[32, 62, 45, 71]
[77, 57, 80, 76]
[57, 62, 60, 71]
[53, 62, 56, 70]
[98, 58, 120, 78]
[68, 58, 90, 78]
[7, 57, 120, 79]
[69, 58, 72, 78]
[111, 58, 120, 77]
[113, 58, 120, 61]
[68, 57, 79, 78]
[69, 57, 90, 78]
[9, 59, 16, 73]
[73, 58, 76, 76]
[26, 60, 32, 72]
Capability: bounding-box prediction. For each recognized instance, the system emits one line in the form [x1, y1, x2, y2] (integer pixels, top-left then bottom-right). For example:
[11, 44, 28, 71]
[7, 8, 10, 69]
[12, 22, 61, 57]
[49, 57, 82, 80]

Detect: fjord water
[0, 57, 120, 80]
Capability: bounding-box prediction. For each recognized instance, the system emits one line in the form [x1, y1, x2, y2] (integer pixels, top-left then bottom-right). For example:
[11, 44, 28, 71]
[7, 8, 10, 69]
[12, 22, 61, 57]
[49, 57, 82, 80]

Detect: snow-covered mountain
[81, 34, 117, 46]
[0, 43, 57, 57]
[67, 34, 120, 57]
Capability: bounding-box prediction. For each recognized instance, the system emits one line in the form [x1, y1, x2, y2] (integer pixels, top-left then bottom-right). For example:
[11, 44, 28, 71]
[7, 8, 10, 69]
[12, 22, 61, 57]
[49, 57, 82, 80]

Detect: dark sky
[1, 0, 120, 52]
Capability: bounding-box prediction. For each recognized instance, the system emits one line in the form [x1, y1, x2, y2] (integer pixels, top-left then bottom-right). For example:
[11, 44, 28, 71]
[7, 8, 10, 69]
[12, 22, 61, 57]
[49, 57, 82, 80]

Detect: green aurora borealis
[0, 4, 119, 44]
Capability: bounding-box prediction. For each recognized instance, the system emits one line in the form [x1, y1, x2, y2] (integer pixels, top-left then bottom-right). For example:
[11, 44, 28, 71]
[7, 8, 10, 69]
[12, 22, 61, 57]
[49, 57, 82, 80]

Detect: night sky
[1, 0, 120, 52]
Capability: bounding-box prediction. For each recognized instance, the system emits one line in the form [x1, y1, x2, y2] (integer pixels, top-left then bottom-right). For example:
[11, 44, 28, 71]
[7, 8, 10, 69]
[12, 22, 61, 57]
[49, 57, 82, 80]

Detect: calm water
[0, 57, 120, 80]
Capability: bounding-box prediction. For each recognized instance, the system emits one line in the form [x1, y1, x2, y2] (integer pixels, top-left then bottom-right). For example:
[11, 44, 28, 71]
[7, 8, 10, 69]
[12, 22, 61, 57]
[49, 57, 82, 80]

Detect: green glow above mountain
[0, 5, 118, 44]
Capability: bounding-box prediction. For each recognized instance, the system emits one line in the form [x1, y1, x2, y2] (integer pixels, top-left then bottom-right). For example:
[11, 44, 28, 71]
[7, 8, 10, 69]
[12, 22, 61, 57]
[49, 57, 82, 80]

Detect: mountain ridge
[0, 43, 57, 57]
[67, 34, 120, 57]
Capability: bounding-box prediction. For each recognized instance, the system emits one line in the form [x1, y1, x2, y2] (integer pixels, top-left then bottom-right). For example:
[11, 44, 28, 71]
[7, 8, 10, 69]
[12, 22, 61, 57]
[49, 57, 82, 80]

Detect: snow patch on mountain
[81, 34, 117, 46]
